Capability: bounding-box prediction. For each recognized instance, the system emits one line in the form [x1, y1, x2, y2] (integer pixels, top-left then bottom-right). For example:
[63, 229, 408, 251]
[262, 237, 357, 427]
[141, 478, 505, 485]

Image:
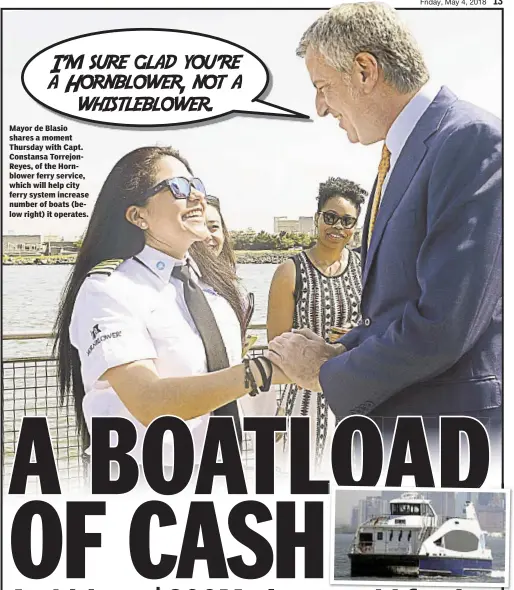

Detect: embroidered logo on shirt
[90, 324, 101, 339]
[156, 261, 165, 270]
[87, 330, 122, 356]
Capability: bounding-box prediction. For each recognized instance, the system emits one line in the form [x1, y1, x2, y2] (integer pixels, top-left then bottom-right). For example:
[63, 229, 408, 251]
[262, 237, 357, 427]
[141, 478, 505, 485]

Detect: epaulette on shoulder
[86, 258, 124, 277]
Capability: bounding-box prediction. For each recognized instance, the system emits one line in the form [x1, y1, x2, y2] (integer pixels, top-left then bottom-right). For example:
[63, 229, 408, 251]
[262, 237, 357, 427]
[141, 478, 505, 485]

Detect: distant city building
[358, 496, 388, 523]
[299, 216, 314, 235]
[274, 216, 315, 235]
[425, 491, 456, 521]
[478, 492, 494, 507]
[2, 234, 79, 256]
[466, 492, 480, 506]
[43, 238, 79, 255]
[380, 491, 400, 504]
[466, 492, 506, 533]
[2, 234, 43, 255]
[43, 234, 62, 243]
[351, 507, 359, 529]
[476, 506, 505, 533]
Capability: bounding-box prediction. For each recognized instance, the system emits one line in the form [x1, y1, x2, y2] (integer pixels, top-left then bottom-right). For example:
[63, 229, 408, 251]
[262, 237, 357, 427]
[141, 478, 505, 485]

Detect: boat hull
[349, 553, 419, 577]
[419, 556, 493, 577]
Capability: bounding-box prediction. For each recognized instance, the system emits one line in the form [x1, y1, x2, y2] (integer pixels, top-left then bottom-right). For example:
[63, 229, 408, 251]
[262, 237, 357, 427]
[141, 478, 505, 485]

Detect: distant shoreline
[3, 250, 297, 266]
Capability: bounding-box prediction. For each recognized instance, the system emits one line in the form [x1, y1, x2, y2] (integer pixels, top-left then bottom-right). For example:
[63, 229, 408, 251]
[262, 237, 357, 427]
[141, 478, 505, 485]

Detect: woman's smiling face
[316, 195, 359, 249]
[205, 203, 225, 256]
[138, 155, 209, 254]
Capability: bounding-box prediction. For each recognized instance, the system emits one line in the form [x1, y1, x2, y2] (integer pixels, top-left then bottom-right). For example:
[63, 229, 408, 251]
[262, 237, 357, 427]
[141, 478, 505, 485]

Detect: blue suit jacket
[319, 87, 502, 421]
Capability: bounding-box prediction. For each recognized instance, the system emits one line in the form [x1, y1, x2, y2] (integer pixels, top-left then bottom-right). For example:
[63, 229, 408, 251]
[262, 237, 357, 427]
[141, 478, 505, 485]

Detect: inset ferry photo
[332, 489, 508, 585]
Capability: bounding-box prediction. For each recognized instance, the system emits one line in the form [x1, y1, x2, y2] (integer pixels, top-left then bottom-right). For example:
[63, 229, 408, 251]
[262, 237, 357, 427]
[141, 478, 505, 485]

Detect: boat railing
[2, 330, 499, 492]
[2, 326, 270, 491]
[349, 541, 410, 555]
[361, 515, 424, 527]
[361, 515, 389, 526]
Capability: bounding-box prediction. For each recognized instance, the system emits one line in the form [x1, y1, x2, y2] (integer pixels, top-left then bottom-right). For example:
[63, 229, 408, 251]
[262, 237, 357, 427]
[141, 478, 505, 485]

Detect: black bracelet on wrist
[251, 357, 268, 391]
[243, 357, 260, 397]
[252, 356, 273, 392]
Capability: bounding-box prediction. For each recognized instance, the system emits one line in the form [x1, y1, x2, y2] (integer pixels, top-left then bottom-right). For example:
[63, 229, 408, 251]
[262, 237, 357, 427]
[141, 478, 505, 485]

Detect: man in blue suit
[268, 3, 502, 435]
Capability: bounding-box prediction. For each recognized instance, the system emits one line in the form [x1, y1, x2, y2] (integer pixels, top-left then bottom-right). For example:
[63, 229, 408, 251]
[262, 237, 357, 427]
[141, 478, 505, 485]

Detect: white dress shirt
[381, 81, 441, 195]
[70, 244, 272, 465]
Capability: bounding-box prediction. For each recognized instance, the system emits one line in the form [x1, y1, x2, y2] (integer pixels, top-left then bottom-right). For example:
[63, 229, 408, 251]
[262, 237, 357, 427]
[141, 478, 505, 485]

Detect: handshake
[266, 326, 349, 391]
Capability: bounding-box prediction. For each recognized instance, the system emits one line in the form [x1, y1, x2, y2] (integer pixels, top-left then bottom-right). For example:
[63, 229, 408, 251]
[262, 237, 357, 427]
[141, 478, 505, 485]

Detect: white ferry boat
[348, 492, 492, 578]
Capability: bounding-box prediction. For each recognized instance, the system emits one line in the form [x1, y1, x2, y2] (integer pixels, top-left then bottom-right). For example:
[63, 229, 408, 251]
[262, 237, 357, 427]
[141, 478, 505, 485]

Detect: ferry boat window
[391, 503, 422, 515]
[399, 531, 403, 541]
[358, 533, 373, 548]
[389, 531, 393, 541]
[408, 531, 412, 541]
[377, 532, 383, 540]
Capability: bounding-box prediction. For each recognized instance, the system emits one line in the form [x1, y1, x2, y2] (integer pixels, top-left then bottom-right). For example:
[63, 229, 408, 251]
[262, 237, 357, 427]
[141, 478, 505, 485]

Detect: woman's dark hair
[197, 195, 237, 270]
[53, 146, 245, 449]
[316, 176, 367, 213]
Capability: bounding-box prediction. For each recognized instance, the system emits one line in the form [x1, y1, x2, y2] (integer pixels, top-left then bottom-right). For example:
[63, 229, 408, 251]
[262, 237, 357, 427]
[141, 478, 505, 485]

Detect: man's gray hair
[297, 2, 429, 94]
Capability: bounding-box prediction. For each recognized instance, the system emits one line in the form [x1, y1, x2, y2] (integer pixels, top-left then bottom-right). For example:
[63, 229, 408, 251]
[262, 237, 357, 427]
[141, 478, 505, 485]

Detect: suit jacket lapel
[362, 86, 458, 289]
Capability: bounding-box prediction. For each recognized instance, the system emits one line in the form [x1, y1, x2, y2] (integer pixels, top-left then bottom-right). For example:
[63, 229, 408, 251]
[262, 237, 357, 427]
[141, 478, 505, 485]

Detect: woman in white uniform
[54, 146, 284, 466]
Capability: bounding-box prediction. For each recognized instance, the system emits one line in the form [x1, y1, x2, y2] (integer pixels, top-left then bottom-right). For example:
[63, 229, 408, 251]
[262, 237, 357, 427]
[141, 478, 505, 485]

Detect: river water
[3, 263, 278, 358]
[334, 533, 506, 584]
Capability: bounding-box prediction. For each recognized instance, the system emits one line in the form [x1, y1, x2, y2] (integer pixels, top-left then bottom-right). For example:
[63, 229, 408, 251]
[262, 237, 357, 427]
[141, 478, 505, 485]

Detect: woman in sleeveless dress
[267, 177, 367, 470]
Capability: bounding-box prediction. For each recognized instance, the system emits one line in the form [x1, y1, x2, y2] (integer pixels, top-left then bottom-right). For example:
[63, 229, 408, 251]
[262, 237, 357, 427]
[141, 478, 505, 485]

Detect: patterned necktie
[367, 143, 391, 248]
[172, 263, 242, 444]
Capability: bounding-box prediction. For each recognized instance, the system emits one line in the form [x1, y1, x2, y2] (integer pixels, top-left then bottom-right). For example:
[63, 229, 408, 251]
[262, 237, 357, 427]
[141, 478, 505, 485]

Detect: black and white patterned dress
[277, 249, 362, 469]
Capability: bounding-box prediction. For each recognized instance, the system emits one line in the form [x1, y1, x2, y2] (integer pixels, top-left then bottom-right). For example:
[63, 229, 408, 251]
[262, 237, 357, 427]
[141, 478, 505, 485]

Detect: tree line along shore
[3, 250, 297, 266]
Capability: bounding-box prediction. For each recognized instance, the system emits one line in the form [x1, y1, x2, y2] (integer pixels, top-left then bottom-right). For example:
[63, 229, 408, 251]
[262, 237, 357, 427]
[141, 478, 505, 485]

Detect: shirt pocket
[145, 304, 207, 376]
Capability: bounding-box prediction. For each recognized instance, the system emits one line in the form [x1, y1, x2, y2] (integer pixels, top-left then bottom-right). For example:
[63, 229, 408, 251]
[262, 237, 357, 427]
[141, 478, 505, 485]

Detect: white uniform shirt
[70, 244, 273, 465]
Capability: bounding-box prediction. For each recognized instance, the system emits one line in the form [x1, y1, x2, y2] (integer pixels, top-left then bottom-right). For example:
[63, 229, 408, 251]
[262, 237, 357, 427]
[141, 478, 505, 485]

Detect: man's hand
[270, 362, 293, 385]
[266, 328, 346, 391]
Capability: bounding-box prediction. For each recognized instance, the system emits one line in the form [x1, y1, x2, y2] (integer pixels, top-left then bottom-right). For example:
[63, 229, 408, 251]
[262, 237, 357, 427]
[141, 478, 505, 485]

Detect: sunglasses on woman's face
[143, 177, 206, 200]
[321, 210, 358, 229]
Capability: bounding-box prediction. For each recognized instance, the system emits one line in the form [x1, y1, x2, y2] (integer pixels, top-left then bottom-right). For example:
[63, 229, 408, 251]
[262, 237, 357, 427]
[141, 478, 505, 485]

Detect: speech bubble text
[22, 28, 310, 127]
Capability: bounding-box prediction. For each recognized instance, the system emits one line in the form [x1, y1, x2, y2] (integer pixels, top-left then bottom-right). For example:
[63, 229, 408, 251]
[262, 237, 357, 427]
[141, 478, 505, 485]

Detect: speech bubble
[21, 28, 310, 128]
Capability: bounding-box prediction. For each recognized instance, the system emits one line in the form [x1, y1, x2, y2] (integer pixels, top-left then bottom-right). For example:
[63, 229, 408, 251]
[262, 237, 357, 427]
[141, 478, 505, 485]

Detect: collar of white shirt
[385, 80, 442, 169]
[134, 244, 200, 284]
